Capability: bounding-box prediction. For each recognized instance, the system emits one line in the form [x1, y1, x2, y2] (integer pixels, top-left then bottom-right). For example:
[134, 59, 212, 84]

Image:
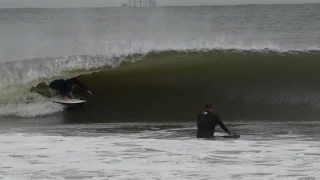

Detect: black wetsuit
[69, 78, 89, 91]
[197, 110, 231, 138]
[49, 78, 89, 96]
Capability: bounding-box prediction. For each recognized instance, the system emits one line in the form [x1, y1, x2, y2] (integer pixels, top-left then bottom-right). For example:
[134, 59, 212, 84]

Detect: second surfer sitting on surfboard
[49, 77, 93, 100]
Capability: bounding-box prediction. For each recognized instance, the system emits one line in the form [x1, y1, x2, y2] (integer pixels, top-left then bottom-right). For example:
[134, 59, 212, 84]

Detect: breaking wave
[1, 46, 320, 121]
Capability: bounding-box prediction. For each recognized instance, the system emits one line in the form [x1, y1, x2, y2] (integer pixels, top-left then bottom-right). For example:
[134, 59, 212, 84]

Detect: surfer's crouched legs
[68, 91, 75, 99]
[49, 79, 73, 99]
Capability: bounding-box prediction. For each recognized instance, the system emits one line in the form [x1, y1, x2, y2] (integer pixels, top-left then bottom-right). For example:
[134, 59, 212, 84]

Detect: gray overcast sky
[0, 0, 319, 8]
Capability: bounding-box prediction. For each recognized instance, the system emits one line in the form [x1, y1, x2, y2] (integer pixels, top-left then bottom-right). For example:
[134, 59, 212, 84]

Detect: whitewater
[1, 122, 320, 179]
[0, 4, 320, 180]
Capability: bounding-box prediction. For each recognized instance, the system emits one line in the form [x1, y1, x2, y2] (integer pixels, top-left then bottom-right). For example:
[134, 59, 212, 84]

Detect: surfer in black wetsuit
[49, 77, 93, 100]
[197, 101, 232, 138]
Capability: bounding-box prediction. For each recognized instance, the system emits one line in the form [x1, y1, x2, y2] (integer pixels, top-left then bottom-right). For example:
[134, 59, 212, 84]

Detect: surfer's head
[204, 101, 214, 111]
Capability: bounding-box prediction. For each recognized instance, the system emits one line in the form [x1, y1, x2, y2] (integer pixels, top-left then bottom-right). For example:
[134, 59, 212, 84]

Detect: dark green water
[30, 50, 320, 122]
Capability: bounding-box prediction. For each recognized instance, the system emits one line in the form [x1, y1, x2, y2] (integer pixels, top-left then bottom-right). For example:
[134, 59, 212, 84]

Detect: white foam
[102, 38, 294, 58]
[0, 55, 119, 117]
[0, 132, 320, 180]
[0, 101, 63, 118]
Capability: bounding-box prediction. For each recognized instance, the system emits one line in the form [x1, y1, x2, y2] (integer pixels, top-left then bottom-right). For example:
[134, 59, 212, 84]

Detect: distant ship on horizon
[121, 0, 156, 7]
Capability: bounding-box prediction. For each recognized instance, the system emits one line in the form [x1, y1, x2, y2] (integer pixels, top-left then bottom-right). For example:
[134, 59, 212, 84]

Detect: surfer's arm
[72, 78, 88, 90]
[216, 115, 231, 135]
[71, 78, 93, 95]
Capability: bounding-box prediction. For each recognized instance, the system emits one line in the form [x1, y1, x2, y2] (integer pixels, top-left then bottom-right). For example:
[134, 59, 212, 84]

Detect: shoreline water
[1, 121, 320, 179]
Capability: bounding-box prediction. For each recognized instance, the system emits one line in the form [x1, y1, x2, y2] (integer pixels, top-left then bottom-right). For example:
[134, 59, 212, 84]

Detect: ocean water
[0, 4, 320, 179]
[1, 122, 320, 179]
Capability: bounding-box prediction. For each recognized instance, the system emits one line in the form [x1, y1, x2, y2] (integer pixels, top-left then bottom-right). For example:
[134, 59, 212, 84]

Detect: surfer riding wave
[49, 78, 93, 100]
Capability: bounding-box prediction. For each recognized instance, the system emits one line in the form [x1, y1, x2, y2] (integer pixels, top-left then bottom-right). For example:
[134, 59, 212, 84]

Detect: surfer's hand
[87, 90, 93, 95]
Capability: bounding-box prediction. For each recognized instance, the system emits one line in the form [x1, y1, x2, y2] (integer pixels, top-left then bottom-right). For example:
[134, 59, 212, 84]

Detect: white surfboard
[49, 96, 86, 104]
[215, 133, 240, 139]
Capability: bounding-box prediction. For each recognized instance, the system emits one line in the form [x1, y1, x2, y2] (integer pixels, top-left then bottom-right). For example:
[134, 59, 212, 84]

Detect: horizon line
[0, 2, 319, 9]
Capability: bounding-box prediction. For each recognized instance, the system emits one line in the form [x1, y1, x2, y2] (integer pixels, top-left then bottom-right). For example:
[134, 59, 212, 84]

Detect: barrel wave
[49, 49, 320, 122]
[3, 49, 320, 122]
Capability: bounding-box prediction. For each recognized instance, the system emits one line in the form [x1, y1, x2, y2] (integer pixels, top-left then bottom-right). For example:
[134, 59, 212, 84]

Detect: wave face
[0, 49, 320, 121]
[23, 49, 320, 122]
